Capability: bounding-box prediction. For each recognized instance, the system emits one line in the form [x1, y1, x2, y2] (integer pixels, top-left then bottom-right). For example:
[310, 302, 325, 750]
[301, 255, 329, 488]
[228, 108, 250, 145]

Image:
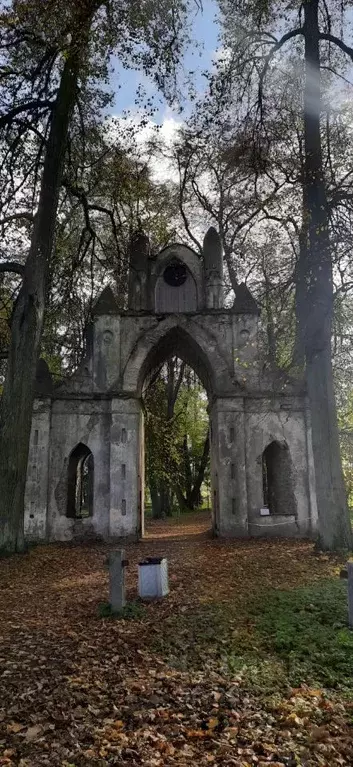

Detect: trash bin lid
[138, 557, 165, 566]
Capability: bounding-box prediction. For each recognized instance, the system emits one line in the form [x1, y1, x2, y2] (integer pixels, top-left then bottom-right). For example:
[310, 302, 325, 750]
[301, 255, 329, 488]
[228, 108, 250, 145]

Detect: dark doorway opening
[67, 443, 94, 519]
[262, 441, 296, 516]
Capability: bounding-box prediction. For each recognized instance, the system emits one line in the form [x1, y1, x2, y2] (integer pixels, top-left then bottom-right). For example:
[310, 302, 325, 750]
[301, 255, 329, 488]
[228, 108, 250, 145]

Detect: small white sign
[260, 507, 270, 516]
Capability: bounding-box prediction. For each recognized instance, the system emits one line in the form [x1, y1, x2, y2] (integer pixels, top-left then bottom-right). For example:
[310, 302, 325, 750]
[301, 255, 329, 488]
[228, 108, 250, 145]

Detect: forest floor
[0, 512, 353, 767]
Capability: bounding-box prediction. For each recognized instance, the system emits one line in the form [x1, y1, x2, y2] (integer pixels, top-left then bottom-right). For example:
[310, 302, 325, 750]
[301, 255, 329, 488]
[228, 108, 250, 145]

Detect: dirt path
[144, 509, 212, 539]
[0, 516, 352, 766]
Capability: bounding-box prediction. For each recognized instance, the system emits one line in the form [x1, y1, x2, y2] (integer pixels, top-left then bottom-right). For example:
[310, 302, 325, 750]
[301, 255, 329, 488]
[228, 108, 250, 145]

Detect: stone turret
[92, 286, 119, 316]
[203, 227, 224, 309]
[35, 359, 53, 396]
[128, 230, 150, 311]
[232, 283, 260, 315]
[232, 283, 260, 366]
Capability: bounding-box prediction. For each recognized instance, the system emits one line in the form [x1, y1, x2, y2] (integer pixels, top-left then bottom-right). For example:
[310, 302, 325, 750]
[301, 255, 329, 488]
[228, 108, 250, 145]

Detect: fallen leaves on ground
[0, 512, 352, 766]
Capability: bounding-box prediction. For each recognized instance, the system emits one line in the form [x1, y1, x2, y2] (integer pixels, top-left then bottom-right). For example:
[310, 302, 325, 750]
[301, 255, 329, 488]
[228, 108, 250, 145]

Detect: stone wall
[24, 398, 51, 542]
[210, 398, 248, 537]
[208, 395, 318, 539]
[244, 398, 318, 537]
[46, 399, 111, 542]
[109, 397, 143, 540]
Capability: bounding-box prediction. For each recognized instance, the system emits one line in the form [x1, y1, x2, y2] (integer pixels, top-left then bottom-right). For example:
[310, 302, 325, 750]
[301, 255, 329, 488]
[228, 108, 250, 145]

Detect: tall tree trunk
[0, 9, 96, 554]
[183, 434, 194, 508]
[159, 486, 169, 517]
[293, 208, 307, 370]
[302, 0, 352, 549]
[176, 434, 210, 512]
[188, 433, 210, 510]
[263, 270, 276, 367]
[150, 482, 163, 519]
[175, 486, 187, 512]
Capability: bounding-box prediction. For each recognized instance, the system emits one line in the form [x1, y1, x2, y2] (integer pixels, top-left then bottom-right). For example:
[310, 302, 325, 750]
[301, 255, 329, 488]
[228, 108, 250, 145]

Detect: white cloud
[107, 110, 183, 184]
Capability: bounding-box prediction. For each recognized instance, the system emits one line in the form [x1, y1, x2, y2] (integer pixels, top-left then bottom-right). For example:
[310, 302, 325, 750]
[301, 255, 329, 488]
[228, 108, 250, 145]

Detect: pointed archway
[121, 315, 236, 398]
[120, 320, 225, 537]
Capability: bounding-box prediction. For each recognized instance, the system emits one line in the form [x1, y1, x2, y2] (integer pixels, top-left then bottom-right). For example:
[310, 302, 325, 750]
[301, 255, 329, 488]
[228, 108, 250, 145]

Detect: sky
[109, 0, 221, 125]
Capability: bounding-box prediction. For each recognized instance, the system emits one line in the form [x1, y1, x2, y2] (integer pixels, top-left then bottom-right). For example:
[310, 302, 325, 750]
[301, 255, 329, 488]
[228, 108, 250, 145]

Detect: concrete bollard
[108, 549, 129, 613]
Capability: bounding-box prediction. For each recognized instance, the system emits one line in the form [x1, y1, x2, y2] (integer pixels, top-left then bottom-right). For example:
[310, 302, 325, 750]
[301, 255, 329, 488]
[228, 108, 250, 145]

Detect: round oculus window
[163, 262, 188, 287]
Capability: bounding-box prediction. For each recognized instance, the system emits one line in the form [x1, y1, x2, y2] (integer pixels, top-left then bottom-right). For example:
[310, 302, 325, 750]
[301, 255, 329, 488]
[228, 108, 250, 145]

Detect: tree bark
[188, 433, 210, 510]
[150, 482, 163, 519]
[263, 270, 276, 366]
[292, 208, 307, 370]
[182, 434, 194, 508]
[302, 0, 352, 549]
[0, 9, 96, 554]
[176, 433, 210, 512]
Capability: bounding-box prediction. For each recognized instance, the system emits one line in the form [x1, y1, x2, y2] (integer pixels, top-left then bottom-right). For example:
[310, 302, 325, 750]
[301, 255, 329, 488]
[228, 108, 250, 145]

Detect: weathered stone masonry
[24, 229, 318, 542]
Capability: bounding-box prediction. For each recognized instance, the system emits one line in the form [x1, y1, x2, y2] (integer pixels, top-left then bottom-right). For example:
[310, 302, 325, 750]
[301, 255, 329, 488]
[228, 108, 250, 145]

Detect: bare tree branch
[0, 99, 53, 130]
[320, 33, 353, 62]
[0, 262, 25, 276]
[258, 28, 304, 115]
[0, 212, 33, 228]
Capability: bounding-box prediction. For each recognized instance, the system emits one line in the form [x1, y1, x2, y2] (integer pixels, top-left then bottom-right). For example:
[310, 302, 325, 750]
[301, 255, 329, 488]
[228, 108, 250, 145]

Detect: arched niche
[67, 443, 94, 519]
[150, 244, 204, 311]
[155, 259, 197, 313]
[262, 440, 296, 516]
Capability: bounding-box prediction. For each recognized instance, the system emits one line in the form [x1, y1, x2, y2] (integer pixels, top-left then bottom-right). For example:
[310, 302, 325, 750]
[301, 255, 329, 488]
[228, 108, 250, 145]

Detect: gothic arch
[121, 316, 235, 397]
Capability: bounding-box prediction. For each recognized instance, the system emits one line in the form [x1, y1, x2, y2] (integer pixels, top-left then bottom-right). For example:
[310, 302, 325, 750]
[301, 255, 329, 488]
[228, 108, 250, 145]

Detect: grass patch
[98, 600, 145, 620]
[252, 578, 353, 690]
[152, 578, 353, 694]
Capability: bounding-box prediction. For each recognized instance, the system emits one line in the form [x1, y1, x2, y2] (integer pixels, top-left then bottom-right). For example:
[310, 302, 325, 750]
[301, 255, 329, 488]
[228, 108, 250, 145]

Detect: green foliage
[0, 299, 11, 351]
[177, 381, 209, 464]
[337, 375, 353, 509]
[145, 378, 184, 485]
[98, 600, 145, 620]
[0, 287, 12, 395]
[144, 361, 209, 516]
[153, 578, 353, 693]
[252, 580, 353, 690]
[0, 0, 194, 379]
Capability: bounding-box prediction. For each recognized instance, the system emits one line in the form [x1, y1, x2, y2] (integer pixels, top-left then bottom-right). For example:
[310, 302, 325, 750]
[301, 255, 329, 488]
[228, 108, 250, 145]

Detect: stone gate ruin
[24, 228, 318, 543]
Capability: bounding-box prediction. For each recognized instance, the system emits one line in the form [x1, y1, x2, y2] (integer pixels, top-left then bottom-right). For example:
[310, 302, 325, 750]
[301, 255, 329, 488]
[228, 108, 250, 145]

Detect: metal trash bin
[138, 557, 169, 599]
